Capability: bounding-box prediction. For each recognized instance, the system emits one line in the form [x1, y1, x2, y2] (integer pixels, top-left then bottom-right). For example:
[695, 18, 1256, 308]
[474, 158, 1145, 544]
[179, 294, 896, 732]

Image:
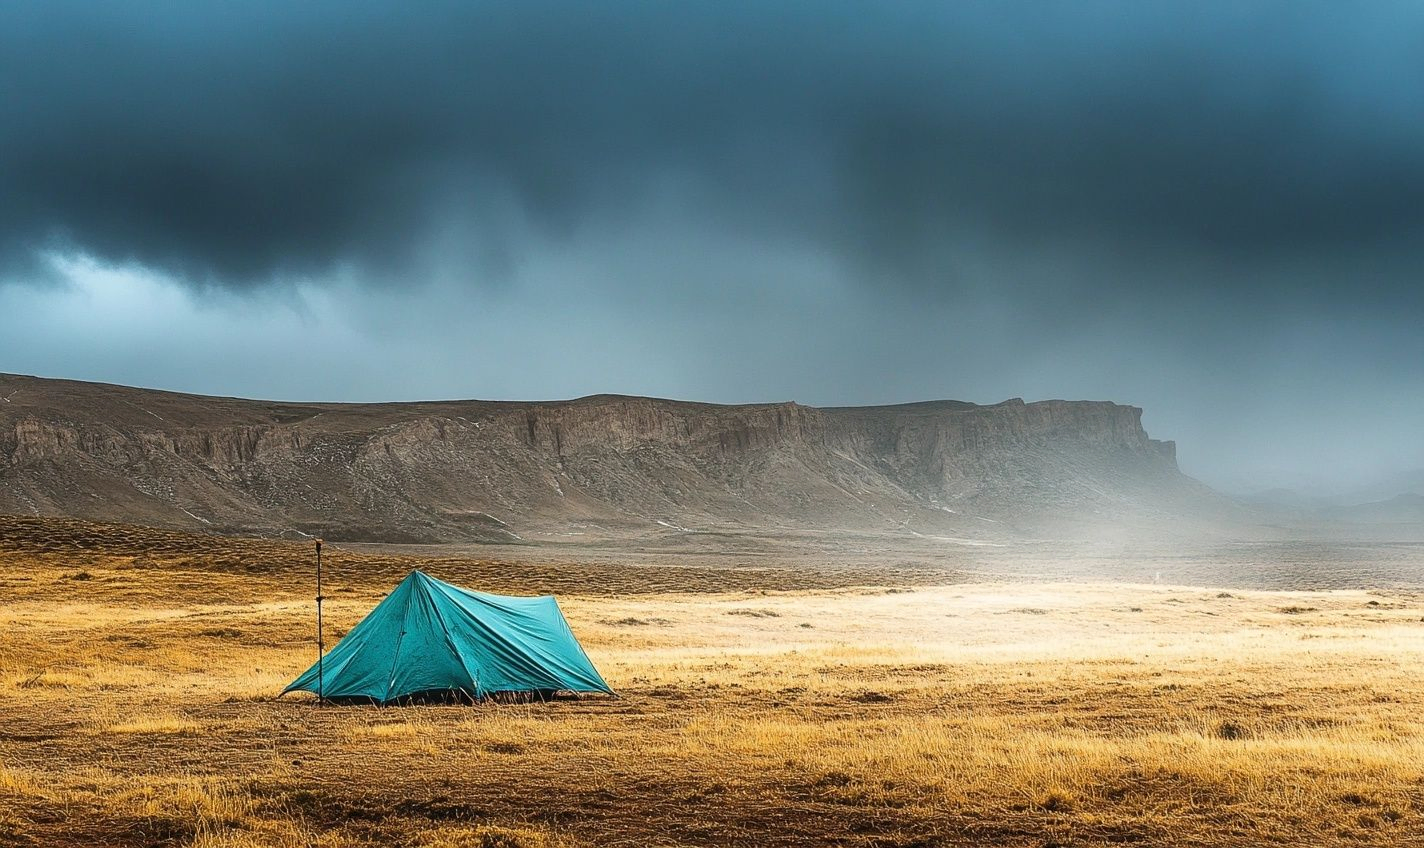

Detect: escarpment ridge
[0, 373, 1207, 543]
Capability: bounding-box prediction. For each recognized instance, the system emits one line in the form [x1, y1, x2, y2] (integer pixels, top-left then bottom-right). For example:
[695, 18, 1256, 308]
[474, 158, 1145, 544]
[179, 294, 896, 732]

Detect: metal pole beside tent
[316, 539, 325, 705]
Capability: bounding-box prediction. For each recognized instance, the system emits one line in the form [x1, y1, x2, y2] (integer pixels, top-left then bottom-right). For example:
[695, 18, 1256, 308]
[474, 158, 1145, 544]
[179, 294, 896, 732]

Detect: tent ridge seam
[425, 576, 482, 697]
[383, 575, 418, 703]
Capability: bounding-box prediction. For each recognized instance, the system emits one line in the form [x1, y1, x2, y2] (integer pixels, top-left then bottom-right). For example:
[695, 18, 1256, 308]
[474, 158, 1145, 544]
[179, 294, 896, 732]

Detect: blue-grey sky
[1, 1, 1422, 494]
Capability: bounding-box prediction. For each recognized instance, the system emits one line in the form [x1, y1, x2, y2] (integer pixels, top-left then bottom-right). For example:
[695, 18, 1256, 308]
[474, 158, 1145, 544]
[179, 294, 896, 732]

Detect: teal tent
[283, 571, 613, 703]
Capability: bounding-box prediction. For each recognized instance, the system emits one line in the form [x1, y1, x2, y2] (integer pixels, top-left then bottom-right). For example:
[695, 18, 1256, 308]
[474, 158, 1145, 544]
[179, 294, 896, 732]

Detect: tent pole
[316, 538, 325, 705]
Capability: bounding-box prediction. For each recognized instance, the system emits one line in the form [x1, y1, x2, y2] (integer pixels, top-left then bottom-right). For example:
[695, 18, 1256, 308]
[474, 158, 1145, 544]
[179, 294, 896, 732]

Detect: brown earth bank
[0, 373, 1220, 544]
[2, 516, 1423, 847]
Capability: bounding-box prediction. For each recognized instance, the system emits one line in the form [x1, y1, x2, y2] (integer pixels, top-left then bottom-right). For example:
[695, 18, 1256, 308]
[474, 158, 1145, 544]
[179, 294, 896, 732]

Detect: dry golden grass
[1, 517, 1423, 846]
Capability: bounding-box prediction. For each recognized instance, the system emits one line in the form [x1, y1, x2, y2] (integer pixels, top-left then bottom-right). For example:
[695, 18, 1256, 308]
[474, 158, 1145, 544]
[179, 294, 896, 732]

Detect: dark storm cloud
[2, 1, 1423, 494]
[3, 0, 1424, 305]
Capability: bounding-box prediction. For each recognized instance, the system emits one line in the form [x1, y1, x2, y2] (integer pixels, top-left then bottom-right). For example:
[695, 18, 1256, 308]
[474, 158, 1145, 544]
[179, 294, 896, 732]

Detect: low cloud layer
[1, 2, 1422, 493]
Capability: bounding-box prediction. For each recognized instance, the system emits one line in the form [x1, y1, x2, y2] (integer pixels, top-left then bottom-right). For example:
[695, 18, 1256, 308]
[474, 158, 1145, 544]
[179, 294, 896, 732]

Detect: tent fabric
[283, 570, 613, 703]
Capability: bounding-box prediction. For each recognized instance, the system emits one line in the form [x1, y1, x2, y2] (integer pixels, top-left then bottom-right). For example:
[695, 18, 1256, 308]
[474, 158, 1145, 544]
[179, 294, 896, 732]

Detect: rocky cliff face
[0, 373, 1201, 542]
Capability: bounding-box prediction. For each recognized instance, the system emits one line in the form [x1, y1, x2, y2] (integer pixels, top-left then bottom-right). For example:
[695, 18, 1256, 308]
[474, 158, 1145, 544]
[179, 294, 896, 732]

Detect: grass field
[2, 517, 1423, 846]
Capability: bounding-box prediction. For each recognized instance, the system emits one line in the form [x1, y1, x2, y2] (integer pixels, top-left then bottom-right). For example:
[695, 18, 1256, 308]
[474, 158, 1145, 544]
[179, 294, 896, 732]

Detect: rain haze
[2, 1, 1422, 496]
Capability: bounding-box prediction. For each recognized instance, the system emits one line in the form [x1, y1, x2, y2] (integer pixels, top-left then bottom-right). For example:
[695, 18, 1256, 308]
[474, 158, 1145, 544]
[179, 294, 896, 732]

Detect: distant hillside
[0, 373, 1217, 543]
[1332, 494, 1424, 525]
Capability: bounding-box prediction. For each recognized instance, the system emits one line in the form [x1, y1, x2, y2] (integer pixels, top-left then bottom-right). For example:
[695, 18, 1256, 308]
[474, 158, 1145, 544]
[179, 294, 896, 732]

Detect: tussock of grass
[0, 765, 44, 797]
[108, 715, 203, 734]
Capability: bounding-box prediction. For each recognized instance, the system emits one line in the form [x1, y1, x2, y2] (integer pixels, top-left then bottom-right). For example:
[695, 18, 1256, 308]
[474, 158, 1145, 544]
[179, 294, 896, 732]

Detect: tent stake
[316, 538, 325, 705]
